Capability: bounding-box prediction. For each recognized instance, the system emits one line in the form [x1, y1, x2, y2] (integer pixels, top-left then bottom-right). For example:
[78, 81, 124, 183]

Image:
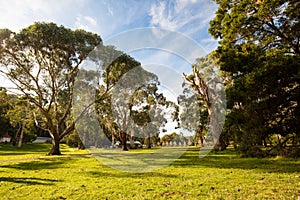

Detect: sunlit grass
[90, 146, 189, 173]
[0, 143, 299, 199]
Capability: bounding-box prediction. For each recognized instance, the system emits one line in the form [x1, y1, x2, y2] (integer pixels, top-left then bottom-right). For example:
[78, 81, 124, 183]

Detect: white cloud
[175, 0, 198, 13]
[149, 0, 217, 37]
[106, 3, 114, 16]
[75, 15, 98, 32]
[84, 16, 97, 26]
[149, 2, 178, 30]
[0, 0, 85, 31]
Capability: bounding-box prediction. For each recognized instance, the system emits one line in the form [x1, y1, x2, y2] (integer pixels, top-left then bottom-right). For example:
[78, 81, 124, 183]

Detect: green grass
[0, 144, 299, 199]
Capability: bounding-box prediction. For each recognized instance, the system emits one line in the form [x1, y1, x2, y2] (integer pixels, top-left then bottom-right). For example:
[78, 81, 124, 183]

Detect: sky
[0, 0, 219, 134]
[0, 0, 219, 91]
[0, 0, 218, 56]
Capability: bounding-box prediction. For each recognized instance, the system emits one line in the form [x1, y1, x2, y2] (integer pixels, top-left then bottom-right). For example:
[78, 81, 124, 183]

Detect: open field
[0, 144, 299, 200]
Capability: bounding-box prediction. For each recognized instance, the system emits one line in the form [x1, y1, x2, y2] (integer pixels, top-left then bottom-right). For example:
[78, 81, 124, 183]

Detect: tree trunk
[18, 122, 24, 148]
[209, 107, 223, 151]
[48, 136, 61, 155]
[78, 143, 85, 150]
[213, 140, 222, 151]
[130, 129, 134, 149]
[196, 127, 204, 147]
[112, 134, 115, 147]
[121, 131, 128, 151]
[147, 132, 151, 149]
[13, 123, 22, 146]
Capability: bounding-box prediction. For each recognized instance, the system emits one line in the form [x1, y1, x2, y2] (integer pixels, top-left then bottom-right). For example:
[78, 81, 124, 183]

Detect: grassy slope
[0, 144, 299, 200]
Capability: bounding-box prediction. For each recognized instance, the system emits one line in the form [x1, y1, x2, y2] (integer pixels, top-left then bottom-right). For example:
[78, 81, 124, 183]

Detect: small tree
[7, 96, 36, 147]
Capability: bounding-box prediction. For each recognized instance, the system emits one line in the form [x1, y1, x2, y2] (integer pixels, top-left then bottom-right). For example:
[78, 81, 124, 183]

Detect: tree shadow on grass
[87, 171, 178, 178]
[0, 177, 60, 185]
[172, 148, 300, 174]
[87, 147, 299, 175]
[0, 158, 74, 170]
[0, 144, 52, 156]
[0, 144, 80, 156]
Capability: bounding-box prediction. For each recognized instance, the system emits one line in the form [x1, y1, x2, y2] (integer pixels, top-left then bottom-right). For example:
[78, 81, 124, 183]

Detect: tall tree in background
[178, 87, 208, 147]
[77, 45, 178, 151]
[73, 46, 144, 150]
[0, 22, 101, 155]
[209, 0, 299, 156]
[93, 50, 142, 151]
[72, 69, 105, 148]
[183, 55, 226, 150]
[111, 68, 155, 150]
[129, 79, 177, 149]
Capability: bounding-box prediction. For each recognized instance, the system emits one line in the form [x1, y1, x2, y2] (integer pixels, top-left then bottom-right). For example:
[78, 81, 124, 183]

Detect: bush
[65, 132, 85, 149]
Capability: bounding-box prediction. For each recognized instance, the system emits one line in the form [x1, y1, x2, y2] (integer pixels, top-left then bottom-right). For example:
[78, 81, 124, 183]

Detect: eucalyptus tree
[90, 48, 142, 151]
[71, 69, 102, 148]
[128, 79, 177, 149]
[0, 22, 101, 155]
[183, 55, 226, 150]
[178, 86, 208, 147]
[108, 65, 175, 150]
[85, 46, 178, 150]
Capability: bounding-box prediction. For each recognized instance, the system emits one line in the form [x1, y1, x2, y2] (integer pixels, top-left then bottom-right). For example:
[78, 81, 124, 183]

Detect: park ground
[0, 144, 299, 200]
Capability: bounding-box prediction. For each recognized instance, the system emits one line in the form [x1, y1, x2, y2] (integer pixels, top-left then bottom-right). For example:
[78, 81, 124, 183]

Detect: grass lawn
[0, 143, 299, 200]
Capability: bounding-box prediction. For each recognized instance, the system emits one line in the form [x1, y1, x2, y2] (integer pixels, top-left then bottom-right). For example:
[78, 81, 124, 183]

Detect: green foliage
[6, 96, 36, 144]
[65, 131, 84, 149]
[0, 88, 12, 137]
[72, 68, 109, 148]
[210, 0, 300, 157]
[178, 86, 209, 147]
[129, 79, 177, 148]
[86, 47, 178, 150]
[143, 132, 160, 147]
[160, 132, 188, 145]
[0, 89, 36, 144]
[93, 51, 141, 144]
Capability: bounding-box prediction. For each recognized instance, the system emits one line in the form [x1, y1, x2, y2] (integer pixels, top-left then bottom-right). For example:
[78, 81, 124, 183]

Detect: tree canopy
[209, 0, 300, 156]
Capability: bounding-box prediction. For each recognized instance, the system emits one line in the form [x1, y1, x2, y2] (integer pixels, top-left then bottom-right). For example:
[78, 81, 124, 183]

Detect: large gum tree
[0, 22, 101, 155]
